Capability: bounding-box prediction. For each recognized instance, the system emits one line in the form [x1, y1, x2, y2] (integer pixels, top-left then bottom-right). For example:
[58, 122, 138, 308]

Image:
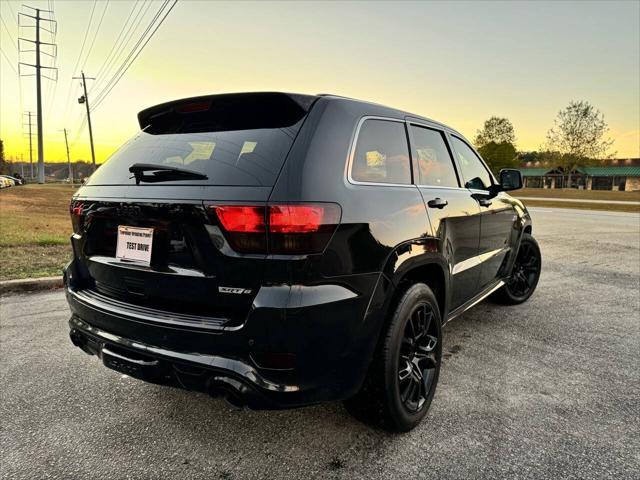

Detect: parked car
[1, 175, 23, 186]
[0, 176, 15, 188]
[64, 92, 541, 431]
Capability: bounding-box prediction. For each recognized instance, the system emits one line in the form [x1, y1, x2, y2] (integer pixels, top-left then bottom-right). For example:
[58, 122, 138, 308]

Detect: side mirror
[498, 169, 523, 191]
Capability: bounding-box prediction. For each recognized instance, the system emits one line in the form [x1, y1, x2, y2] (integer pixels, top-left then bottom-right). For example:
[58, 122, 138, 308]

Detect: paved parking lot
[1, 207, 639, 479]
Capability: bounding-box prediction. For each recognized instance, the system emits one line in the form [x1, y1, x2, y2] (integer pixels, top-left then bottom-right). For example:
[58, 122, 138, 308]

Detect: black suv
[65, 92, 541, 431]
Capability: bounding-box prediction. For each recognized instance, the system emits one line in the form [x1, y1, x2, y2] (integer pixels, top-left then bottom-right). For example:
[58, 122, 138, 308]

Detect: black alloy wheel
[398, 303, 438, 413]
[344, 283, 442, 432]
[494, 233, 541, 304]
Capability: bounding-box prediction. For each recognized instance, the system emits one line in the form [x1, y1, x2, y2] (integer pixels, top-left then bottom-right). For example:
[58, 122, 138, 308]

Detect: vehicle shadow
[92, 301, 519, 477]
[98, 379, 402, 477]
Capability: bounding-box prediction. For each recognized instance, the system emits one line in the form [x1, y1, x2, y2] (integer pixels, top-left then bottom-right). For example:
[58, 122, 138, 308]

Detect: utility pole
[23, 111, 36, 179]
[35, 8, 43, 183]
[18, 6, 57, 184]
[74, 72, 96, 172]
[63, 128, 72, 183]
[29, 113, 33, 178]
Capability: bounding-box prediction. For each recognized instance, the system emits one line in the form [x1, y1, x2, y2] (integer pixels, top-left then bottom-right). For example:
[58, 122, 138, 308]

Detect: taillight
[70, 200, 84, 234]
[214, 205, 267, 253]
[208, 203, 341, 255]
[268, 204, 341, 254]
[269, 205, 337, 233]
[215, 206, 266, 233]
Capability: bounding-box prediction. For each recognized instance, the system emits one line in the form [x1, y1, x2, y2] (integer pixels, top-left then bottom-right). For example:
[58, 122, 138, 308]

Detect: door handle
[427, 198, 448, 209]
[478, 198, 492, 207]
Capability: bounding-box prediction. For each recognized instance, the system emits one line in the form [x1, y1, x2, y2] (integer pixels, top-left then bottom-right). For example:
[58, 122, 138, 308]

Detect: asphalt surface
[1, 207, 639, 480]
[517, 196, 640, 205]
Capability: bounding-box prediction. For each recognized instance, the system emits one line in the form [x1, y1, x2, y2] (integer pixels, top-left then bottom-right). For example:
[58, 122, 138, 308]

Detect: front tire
[345, 283, 442, 432]
[494, 233, 541, 304]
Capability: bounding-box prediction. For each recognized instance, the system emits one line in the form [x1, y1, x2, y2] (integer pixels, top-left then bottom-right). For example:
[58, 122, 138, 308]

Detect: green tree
[545, 100, 615, 187]
[474, 117, 516, 147]
[0, 139, 7, 175]
[478, 141, 518, 175]
[516, 151, 542, 164]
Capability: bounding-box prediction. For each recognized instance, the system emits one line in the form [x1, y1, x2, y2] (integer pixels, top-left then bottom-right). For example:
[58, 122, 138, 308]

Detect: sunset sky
[1, 0, 639, 165]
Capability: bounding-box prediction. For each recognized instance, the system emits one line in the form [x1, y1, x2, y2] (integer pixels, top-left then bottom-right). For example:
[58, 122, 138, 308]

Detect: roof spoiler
[137, 92, 318, 133]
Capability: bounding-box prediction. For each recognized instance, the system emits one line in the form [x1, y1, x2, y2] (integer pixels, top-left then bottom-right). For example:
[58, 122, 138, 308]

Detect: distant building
[519, 158, 640, 191]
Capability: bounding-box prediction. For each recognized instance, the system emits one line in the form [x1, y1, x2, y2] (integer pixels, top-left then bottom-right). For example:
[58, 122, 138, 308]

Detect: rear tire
[344, 283, 442, 432]
[493, 233, 541, 305]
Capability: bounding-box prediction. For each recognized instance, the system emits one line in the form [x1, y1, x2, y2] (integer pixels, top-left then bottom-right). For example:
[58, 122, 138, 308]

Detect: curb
[0, 276, 64, 295]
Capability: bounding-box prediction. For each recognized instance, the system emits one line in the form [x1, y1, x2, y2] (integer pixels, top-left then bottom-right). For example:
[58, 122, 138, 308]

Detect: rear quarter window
[351, 119, 411, 185]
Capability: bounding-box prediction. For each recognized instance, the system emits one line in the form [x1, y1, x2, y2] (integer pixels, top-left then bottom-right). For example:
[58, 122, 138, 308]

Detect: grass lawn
[516, 188, 640, 202]
[0, 184, 77, 280]
[515, 188, 640, 213]
[518, 199, 640, 213]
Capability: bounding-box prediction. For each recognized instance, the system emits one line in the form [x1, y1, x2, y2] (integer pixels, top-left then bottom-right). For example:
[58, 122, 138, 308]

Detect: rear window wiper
[129, 163, 208, 185]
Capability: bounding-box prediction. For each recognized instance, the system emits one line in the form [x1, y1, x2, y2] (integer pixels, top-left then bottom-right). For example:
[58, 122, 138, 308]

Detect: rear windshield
[87, 93, 311, 186]
[87, 124, 302, 186]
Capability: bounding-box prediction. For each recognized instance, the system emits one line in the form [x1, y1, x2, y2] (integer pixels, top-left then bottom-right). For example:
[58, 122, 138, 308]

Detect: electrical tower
[22, 111, 36, 179]
[18, 5, 57, 184]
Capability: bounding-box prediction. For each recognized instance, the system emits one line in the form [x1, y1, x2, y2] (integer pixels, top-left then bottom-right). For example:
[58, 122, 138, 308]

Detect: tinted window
[88, 93, 311, 186]
[410, 126, 459, 188]
[451, 136, 493, 190]
[351, 120, 411, 185]
[87, 123, 302, 187]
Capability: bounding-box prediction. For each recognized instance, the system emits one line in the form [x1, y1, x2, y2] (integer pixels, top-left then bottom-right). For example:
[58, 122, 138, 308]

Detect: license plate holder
[116, 225, 154, 265]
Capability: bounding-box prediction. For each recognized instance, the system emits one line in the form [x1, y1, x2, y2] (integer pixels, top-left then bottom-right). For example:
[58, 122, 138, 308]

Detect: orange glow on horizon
[1, 1, 638, 165]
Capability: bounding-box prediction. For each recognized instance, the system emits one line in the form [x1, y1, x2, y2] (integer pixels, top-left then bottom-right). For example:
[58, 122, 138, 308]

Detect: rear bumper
[68, 316, 302, 409]
[64, 263, 384, 409]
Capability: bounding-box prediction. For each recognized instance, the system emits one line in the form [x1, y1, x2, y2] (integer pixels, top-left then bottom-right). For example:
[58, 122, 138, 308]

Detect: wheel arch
[344, 256, 449, 409]
[342, 252, 450, 400]
[390, 261, 448, 320]
[379, 247, 451, 325]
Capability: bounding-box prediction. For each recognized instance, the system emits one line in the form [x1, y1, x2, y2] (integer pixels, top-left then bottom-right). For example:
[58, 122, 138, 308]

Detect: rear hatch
[70, 92, 317, 325]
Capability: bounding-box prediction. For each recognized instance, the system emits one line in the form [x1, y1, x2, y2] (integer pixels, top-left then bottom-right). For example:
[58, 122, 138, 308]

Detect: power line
[1, 15, 18, 50]
[7, 0, 27, 155]
[1, 2, 24, 143]
[4, 1, 17, 24]
[80, 0, 110, 72]
[44, 0, 58, 120]
[91, 0, 177, 112]
[61, 0, 109, 134]
[70, 116, 87, 149]
[70, 0, 97, 77]
[68, 0, 149, 136]
[90, 0, 149, 95]
[0, 46, 18, 74]
[61, 0, 97, 125]
[89, 0, 159, 101]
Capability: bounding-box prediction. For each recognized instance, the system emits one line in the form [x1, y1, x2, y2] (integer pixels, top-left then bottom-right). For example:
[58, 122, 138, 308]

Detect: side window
[451, 136, 493, 190]
[351, 119, 411, 185]
[410, 125, 459, 188]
